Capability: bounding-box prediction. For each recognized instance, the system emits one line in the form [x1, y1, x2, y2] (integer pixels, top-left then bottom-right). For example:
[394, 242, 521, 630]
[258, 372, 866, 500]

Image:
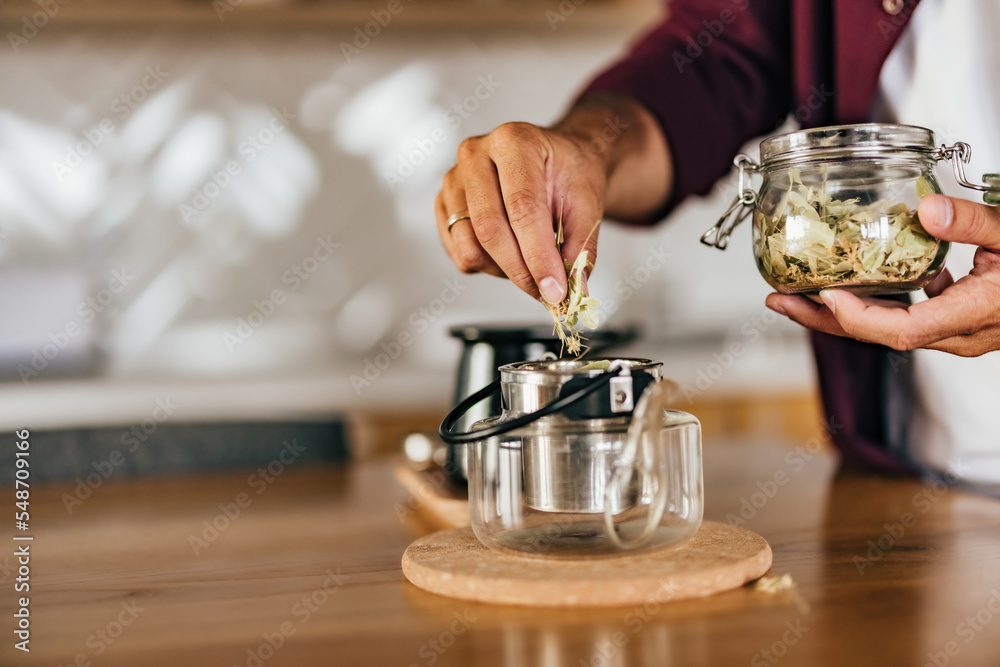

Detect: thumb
[919, 194, 1000, 251]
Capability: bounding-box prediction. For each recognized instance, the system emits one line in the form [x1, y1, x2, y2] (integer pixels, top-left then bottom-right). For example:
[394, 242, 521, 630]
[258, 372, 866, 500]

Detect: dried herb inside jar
[758, 171, 941, 290]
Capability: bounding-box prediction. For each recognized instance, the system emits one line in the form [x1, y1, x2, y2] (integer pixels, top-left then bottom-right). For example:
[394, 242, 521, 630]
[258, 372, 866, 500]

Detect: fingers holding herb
[490, 123, 569, 303]
[459, 136, 543, 297]
[439, 121, 613, 303]
[435, 97, 669, 305]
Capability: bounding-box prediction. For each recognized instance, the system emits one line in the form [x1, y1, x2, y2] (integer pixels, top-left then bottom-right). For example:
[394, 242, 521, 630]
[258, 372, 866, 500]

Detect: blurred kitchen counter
[4, 441, 1000, 666]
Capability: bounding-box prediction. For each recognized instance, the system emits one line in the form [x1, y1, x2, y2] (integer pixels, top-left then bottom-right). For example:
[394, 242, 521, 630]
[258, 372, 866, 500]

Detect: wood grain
[393, 463, 470, 530]
[402, 522, 772, 606]
[2, 441, 1000, 667]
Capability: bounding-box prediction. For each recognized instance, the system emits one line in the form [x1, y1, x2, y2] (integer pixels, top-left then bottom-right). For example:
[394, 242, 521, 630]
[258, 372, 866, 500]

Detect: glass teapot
[440, 358, 703, 558]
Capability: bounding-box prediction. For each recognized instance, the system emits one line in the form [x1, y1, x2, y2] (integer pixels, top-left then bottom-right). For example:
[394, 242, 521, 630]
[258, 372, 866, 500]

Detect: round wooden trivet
[401, 521, 772, 607]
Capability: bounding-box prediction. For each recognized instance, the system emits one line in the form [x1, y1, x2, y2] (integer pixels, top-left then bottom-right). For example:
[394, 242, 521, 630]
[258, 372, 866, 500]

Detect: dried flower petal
[545, 216, 602, 357]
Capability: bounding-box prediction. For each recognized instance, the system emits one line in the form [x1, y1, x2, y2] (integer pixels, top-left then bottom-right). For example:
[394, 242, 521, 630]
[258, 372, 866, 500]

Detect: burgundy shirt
[582, 0, 921, 474]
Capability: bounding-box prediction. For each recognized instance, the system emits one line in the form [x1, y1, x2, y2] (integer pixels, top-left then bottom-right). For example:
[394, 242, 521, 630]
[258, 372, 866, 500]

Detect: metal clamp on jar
[440, 358, 703, 558]
[702, 123, 1000, 295]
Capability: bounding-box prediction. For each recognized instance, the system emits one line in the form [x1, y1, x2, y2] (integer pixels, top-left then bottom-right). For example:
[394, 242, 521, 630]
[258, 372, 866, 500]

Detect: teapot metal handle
[602, 379, 674, 549]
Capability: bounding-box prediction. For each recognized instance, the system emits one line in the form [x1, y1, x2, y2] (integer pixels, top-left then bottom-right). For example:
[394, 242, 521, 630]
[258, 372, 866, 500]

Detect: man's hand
[766, 194, 1000, 357]
[435, 96, 671, 304]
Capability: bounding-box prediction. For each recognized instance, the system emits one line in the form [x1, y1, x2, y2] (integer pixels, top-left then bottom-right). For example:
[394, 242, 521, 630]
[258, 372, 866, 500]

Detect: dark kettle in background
[445, 323, 638, 485]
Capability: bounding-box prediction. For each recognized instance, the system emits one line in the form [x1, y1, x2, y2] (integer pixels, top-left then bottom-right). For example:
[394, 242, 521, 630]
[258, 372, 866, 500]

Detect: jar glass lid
[760, 123, 937, 166]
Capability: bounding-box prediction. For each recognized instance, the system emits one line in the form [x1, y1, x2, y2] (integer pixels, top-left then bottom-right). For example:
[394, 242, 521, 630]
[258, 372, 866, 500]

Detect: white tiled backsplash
[0, 20, 812, 427]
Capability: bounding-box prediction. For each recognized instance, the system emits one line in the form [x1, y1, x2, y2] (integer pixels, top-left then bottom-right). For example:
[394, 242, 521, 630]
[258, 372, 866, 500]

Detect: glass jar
[440, 358, 703, 558]
[702, 124, 1000, 295]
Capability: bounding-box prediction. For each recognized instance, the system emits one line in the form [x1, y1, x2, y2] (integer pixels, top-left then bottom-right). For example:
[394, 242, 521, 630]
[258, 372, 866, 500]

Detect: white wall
[0, 19, 812, 426]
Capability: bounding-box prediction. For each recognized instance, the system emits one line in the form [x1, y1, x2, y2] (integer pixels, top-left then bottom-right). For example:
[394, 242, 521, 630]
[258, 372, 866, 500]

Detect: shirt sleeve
[579, 0, 793, 223]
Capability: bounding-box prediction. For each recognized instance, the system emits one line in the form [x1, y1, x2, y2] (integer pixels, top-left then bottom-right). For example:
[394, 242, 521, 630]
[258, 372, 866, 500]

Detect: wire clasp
[701, 154, 760, 250]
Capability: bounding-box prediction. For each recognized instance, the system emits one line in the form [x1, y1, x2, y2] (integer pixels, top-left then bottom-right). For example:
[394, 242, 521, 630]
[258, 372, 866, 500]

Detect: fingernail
[929, 195, 954, 229]
[820, 290, 837, 314]
[767, 301, 786, 316]
[539, 277, 565, 304]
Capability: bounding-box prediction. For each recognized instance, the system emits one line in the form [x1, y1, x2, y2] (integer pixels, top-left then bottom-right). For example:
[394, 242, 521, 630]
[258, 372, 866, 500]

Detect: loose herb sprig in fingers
[545, 197, 601, 356]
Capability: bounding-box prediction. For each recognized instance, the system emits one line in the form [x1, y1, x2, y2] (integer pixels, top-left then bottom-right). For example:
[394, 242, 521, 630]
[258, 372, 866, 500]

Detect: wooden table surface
[4, 441, 1000, 667]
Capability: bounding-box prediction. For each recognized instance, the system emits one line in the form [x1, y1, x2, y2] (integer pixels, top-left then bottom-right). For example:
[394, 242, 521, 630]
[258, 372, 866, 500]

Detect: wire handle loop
[701, 154, 760, 250]
[438, 361, 627, 445]
[602, 379, 670, 549]
[936, 142, 1000, 204]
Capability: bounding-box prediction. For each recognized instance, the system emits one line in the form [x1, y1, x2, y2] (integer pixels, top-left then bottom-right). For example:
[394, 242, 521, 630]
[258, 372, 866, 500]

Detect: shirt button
[883, 0, 904, 15]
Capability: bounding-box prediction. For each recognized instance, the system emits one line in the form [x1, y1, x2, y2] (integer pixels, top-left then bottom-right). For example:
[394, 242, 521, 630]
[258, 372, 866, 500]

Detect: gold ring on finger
[447, 209, 471, 232]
